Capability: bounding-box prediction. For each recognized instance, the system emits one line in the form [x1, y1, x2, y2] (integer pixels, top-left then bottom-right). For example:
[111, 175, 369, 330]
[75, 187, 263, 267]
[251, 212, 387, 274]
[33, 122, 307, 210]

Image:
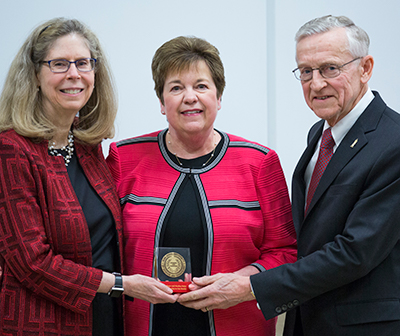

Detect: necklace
[167, 131, 218, 167]
[48, 130, 74, 166]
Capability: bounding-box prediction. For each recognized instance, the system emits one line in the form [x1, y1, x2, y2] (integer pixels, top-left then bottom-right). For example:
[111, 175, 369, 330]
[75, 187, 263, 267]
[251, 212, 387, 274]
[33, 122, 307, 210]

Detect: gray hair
[295, 15, 370, 58]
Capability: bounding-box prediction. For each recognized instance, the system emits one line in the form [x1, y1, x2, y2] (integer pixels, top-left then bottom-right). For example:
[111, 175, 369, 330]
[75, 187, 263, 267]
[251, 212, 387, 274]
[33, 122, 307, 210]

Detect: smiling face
[296, 28, 372, 127]
[161, 60, 221, 138]
[37, 34, 95, 124]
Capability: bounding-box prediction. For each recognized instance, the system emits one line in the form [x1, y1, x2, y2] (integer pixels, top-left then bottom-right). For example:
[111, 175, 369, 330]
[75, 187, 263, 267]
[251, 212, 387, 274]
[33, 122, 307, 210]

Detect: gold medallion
[161, 252, 186, 278]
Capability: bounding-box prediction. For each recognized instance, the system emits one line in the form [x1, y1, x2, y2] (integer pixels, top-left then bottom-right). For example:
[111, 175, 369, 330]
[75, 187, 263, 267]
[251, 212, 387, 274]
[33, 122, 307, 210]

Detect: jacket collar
[293, 91, 386, 225]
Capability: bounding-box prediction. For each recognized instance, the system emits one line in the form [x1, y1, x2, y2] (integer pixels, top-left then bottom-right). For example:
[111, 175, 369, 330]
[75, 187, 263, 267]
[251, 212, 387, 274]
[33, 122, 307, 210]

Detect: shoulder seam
[116, 136, 158, 148]
[229, 141, 270, 155]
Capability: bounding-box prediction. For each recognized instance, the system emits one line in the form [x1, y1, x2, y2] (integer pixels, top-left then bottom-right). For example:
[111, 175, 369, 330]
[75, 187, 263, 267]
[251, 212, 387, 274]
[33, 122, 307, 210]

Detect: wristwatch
[107, 272, 124, 298]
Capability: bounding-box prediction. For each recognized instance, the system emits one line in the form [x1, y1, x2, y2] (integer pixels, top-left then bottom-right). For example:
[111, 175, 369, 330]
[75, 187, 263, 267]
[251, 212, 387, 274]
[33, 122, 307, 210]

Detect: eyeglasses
[42, 58, 97, 73]
[292, 57, 363, 81]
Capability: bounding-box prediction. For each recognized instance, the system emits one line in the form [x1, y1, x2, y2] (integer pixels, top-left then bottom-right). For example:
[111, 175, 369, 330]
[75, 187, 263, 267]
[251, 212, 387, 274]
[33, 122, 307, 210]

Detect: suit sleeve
[0, 138, 102, 314]
[250, 132, 400, 321]
[251, 149, 297, 271]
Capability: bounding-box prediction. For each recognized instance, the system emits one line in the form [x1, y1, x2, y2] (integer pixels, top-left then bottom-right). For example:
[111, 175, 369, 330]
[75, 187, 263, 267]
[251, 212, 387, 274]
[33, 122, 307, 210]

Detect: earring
[37, 87, 40, 92]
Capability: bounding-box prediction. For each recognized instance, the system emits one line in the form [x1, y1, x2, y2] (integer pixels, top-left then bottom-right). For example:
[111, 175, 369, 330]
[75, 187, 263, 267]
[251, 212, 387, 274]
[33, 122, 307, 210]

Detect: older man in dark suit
[178, 15, 400, 336]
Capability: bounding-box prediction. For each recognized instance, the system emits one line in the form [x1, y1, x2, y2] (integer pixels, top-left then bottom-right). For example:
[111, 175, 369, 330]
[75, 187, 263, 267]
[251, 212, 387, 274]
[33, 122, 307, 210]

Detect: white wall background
[274, 0, 400, 190]
[1, 0, 399, 192]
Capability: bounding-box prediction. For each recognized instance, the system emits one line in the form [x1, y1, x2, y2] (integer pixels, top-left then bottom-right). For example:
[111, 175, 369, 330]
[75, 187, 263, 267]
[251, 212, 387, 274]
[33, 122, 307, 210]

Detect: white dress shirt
[304, 88, 375, 199]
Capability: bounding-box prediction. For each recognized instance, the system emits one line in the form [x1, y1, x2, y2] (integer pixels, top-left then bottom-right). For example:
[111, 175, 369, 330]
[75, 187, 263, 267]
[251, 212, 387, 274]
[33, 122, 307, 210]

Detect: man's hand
[177, 273, 254, 312]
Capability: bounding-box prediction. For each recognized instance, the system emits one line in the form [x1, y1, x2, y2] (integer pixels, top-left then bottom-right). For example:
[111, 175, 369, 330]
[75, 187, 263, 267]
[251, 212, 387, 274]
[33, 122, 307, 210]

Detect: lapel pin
[350, 139, 358, 148]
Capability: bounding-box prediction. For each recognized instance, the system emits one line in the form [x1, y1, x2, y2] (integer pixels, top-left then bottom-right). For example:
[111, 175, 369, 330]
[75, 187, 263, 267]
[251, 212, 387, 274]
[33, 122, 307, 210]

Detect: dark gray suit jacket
[251, 91, 400, 336]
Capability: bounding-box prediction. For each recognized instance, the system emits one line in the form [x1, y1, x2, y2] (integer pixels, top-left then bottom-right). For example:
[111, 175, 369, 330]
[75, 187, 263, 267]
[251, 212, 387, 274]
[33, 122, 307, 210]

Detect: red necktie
[305, 128, 335, 213]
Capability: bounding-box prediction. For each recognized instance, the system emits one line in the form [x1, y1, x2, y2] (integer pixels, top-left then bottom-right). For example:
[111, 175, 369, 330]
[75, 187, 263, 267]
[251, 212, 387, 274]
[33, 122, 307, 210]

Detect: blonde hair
[0, 17, 117, 144]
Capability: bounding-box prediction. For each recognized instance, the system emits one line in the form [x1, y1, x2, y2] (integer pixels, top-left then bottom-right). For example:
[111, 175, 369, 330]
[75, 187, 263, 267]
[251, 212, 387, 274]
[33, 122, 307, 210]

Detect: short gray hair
[295, 15, 370, 58]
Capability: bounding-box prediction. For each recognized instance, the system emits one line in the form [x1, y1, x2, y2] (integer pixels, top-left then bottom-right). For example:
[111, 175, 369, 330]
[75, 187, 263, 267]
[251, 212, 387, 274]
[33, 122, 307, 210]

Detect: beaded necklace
[48, 130, 74, 166]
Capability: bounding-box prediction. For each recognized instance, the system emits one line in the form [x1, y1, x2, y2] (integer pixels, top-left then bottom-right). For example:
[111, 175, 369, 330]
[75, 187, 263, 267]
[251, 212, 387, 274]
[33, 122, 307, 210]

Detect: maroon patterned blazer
[0, 129, 123, 335]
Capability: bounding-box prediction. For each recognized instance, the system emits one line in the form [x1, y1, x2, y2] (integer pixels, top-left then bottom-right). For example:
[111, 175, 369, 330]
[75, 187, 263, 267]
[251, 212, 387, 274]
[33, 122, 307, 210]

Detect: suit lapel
[296, 91, 386, 225]
[292, 121, 324, 230]
[305, 126, 367, 216]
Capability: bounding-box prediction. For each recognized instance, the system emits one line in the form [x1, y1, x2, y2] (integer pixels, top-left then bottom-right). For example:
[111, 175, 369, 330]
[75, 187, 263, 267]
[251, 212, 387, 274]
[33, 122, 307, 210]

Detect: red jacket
[0, 129, 123, 335]
[107, 129, 297, 336]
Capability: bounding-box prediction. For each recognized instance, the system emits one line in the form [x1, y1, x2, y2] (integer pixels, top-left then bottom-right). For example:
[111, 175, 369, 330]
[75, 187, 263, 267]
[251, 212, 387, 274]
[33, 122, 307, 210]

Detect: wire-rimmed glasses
[292, 57, 362, 81]
[42, 58, 97, 73]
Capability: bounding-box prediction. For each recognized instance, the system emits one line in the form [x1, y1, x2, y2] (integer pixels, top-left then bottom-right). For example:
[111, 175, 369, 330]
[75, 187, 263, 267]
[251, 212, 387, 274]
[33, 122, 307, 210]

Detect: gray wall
[1, 0, 399, 191]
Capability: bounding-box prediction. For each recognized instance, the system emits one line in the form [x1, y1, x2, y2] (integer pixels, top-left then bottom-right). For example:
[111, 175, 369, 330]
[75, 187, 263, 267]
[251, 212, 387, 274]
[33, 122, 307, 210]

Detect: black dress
[151, 136, 223, 336]
[65, 152, 122, 336]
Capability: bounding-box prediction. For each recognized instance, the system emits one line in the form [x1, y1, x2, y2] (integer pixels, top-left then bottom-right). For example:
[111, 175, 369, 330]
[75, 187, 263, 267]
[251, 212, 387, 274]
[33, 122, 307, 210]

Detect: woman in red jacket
[0, 17, 164, 336]
[107, 36, 297, 336]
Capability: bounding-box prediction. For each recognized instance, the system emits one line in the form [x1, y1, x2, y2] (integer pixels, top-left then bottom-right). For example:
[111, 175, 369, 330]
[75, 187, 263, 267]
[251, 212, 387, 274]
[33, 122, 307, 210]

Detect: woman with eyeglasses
[0, 17, 132, 336]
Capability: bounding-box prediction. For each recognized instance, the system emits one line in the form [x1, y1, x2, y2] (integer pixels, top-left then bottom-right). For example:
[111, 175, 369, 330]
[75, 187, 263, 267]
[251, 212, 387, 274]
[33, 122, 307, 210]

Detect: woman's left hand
[123, 274, 180, 304]
[177, 273, 254, 312]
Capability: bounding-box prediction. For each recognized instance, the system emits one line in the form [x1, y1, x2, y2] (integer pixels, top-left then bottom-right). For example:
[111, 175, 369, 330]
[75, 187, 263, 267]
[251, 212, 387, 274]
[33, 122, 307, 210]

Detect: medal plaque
[154, 247, 192, 293]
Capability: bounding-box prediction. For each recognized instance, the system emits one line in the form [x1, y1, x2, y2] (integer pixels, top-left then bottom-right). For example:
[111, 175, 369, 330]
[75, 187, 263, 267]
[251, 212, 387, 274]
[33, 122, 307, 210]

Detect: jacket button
[282, 304, 288, 311]
[287, 302, 293, 309]
[275, 307, 282, 314]
[293, 300, 300, 306]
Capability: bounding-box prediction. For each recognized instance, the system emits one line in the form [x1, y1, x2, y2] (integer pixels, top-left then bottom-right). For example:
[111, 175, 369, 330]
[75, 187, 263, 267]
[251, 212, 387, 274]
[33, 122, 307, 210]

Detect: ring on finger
[205, 306, 209, 312]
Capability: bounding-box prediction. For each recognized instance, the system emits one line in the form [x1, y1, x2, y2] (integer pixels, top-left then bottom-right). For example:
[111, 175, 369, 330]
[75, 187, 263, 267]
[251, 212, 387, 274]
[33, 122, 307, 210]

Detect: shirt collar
[323, 88, 374, 148]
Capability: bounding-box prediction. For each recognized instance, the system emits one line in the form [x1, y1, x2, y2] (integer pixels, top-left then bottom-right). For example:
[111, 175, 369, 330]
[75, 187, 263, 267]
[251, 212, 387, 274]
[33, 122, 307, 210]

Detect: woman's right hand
[123, 274, 179, 304]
